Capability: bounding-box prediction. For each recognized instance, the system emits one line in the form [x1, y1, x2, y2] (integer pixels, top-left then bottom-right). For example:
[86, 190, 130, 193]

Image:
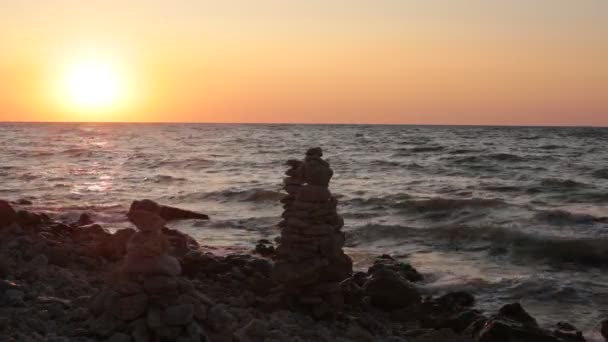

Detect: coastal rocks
[601, 319, 608, 341]
[88, 210, 208, 341]
[128, 199, 209, 222]
[471, 303, 585, 342]
[363, 268, 421, 310]
[0, 200, 17, 227]
[271, 148, 353, 315]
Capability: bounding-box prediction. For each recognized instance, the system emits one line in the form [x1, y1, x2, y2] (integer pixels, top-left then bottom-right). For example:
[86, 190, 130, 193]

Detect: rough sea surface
[1, 123, 607, 333]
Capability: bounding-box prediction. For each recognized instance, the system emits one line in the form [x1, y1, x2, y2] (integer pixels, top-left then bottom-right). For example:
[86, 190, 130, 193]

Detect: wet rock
[474, 303, 582, 342]
[436, 291, 475, 309]
[254, 239, 275, 257]
[368, 255, 423, 282]
[128, 199, 209, 221]
[498, 302, 538, 327]
[76, 213, 94, 226]
[0, 200, 17, 227]
[363, 269, 421, 310]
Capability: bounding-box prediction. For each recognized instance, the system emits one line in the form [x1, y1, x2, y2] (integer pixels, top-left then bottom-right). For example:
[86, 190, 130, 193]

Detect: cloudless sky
[0, 0, 606, 125]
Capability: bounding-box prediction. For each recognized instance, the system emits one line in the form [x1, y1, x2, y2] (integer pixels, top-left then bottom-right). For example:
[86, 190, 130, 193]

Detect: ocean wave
[153, 157, 213, 169]
[350, 224, 608, 267]
[145, 175, 188, 184]
[487, 153, 525, 162]
[181, 188, 284, 203]
[534, 178, 588, 191]
[398, 197, 505, 212]
[538, 144, 564, 150]
[534, 209, 608, 225]
[410, 146, 445, 153]
[592, 168, 608, 179]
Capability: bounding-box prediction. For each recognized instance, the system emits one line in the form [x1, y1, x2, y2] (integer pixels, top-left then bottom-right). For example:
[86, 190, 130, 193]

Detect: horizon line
[0, 120, 606, 129]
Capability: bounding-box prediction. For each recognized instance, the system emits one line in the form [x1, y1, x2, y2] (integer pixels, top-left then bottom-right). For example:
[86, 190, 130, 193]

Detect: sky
[0, 0, 606, 125]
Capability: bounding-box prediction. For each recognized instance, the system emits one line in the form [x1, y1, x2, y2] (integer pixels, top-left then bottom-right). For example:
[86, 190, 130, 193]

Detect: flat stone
[143, 275, 177, 294]
[108, 293, 148, 321]
[162, 303, 194, 326]
[126, 230, 170, 257]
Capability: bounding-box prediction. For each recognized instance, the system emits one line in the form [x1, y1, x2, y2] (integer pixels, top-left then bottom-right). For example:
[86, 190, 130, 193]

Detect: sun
[57, 56, 128, 113]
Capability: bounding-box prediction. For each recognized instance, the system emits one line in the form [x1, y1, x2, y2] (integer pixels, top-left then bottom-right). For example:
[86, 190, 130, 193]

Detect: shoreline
[1, 198, 605, 342]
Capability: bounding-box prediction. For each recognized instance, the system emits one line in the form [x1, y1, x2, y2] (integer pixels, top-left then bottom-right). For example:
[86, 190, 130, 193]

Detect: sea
[1, 123, 607, 335]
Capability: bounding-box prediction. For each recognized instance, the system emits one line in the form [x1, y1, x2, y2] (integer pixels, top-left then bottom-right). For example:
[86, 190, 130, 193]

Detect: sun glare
[57, 57, 128, 114]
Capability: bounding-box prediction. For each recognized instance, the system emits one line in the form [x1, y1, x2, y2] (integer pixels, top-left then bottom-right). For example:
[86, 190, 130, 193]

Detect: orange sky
[0, 1, 606, 125]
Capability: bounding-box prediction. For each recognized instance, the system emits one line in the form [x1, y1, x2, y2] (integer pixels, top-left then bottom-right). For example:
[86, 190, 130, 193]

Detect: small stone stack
[88, 210, 209, 342]
[272, 148, 353, 316]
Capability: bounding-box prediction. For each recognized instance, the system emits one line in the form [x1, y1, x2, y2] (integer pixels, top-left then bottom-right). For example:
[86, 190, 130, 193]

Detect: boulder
[128, 199, 209, 221]
[0, 200, 17, 227]
[368, 255, 423, 282]
[162, 303, 194, 326]
[363, 269, 421, 310]
[475, 303, 585, 342]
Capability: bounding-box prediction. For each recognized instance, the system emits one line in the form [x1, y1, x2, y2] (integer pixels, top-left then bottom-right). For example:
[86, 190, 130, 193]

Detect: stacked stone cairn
[272, 147, 353, 316]
[88, 210, 210, 342]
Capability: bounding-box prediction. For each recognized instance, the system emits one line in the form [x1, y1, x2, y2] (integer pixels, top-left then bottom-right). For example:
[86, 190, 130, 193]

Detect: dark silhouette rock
[601, 319, 608, 341]
[76, 213, 94, 226]
[367, 255, 423, 282]
[128, 199, 209, 221]
[271, 148, 352, 315]
[474, 303, 585, 342]
[363, 269, 421, 310]
[0, 200, 17, 227]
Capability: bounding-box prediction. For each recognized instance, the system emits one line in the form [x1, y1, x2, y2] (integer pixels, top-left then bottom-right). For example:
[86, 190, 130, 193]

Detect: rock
[143, 275, 178, 294]
[162, 303, 194, 326]
[254, 239, 275, 257]
[122, 254, 181, 276]
[108, 293, 149, 321]
[0, 200, 17, 227]
[131, 318, 151, 342]
[128, 199, 209, 221]
[96, 228, 136, 260]
[436, 291, 475, 309]
[3, 289, 25, 306]
[368, 255, 423, 282]
[147, 308, 162, 330]
[208, 304, 235, 332]
[601, 319, 608, 341]
[77, 213, 94, 226]
[498, 302, 538, 327]
[107, 332, 132, 342]
[475, 303, 582, 342]
[234, 319, 267, 342]
[363, 269, 421, 310]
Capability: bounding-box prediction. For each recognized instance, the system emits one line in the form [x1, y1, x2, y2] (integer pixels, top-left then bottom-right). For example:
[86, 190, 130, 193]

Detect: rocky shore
[0, 148, 606, 342]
